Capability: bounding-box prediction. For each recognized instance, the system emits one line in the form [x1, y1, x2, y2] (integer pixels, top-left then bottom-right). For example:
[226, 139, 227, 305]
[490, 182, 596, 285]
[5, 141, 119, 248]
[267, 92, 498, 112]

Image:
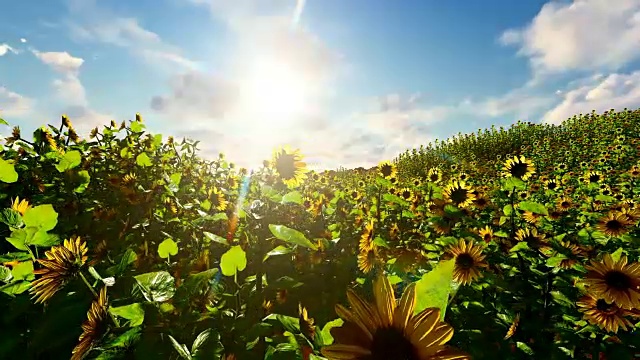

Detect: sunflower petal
[393, 282, 416, 331]
[346, 289, 383, 331]
[321, 344, 371, 359]
[373, 273, 395, 326]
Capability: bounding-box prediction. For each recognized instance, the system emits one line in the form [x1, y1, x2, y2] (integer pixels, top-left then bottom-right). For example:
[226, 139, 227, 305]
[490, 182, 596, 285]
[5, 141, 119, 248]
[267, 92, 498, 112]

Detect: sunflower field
[0, 108, 639, 359]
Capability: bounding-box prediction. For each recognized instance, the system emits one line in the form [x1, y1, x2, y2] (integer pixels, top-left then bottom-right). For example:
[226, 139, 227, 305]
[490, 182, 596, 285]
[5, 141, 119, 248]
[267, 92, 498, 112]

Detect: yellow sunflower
[271, 146, 308, 187]
[426, 168, 442, 183]
[30, 236, 89, 304]
[443, 181, 476, 208]
[445, 239, 488, 285]
[357, 246, 379, 274]
[349, 189, 363, 201]
[515, 228, 548, 251]
[398, 188, 415, 202]
[71, 286, 109, 360]
[555, 197, 573, 212]
[11, 196, 32, 216]
[502, 155, 535, 180]
[208, 186, 228, 211]
[583, 253, 640, 310]
[584, 170, 603, 185]
[321, 274, 469, 360]
[503, 313, 520, 340]
[478, 226, 494, 243]
[377, 160, 397, 180]
[577, 294, 640, 333]
[299, 303, 316, 340]
[596, 212, 632, 237]
[359, 221, 375, 251]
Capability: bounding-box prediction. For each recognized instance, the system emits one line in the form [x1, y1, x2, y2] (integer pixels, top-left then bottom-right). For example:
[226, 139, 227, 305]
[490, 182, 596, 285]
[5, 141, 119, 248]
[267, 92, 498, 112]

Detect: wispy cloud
[0, 43, 18, 56]
[0, 87, 34, 117]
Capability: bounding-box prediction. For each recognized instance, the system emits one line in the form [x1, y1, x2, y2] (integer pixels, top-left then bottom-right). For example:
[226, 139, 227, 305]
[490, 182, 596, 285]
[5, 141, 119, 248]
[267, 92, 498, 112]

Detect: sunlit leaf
[23, 204, 58, 231]
[518, 201, 548, 215]
[0, 158, 18, 183]
[158, 238, 179, 259]
[220, 245, 247, 277]
[55, 150, 82, 172]
[10, 261, 33, 281]
[134, 271, 176, 302]
[110, 303, 145, 326]
[136, 152, 153, 167]
[268, 224, 317, 250]
[414, 259, 455, 320]
[281, 191, 303, 204]
[263, 245, 292, 262]
[203, 231, 229, 246]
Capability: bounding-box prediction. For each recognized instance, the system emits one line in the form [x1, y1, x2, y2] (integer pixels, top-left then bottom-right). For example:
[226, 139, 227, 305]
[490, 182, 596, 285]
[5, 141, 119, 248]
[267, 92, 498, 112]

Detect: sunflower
[208, 186, 228, 211]
[321, 274, 469, 360]
[544, 178, 559, 191]
[377, 160, 397, 180]
[521, 210, 542, 225]
[412, 178, 422, 187]
[388, 187, 398, 195]
[71, 286, 109, 360]
[583, 253, 640, 310]
[443, 181, 476, 208]
[444, 239, 488, 285]
[359, 221, 375, 251]
[628, 166, 640, 178]
[472, 194, 489, 209]
[299, 303, 316, 340]
[271, 146, 308, 187]
[122, 172, 137, 186]
[389, 176, 399, 186]
[426, 168, 442, 183]
[502, 155, 535, 180]
[556, 197, 573, 212]
[30, 236, 89, 304]
[478, 226, 494, 243]
[349, 189, 363, 201]
[596, 212, 632, 237]
[398, 188, 415, 202]
[515, 228, 548, 251]
[357, 246, 379, 274]
[11, 196, 31, 215]
[504, 313, 520, 340]
[584, 170, 603, 184]
[577, 294, 640, 333]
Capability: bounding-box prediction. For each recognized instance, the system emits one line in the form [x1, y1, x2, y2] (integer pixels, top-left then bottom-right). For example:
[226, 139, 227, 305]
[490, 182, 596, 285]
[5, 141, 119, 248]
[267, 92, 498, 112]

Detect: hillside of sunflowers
[0, 108, 639, 359]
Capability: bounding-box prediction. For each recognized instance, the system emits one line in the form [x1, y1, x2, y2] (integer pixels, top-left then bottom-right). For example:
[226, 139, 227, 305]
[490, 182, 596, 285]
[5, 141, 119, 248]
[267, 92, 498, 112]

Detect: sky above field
[2, 0, 640, 170]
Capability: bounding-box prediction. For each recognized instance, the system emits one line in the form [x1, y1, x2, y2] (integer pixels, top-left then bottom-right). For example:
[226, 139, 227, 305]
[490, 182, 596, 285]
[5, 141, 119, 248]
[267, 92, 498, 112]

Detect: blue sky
[2, 0, 640, 169]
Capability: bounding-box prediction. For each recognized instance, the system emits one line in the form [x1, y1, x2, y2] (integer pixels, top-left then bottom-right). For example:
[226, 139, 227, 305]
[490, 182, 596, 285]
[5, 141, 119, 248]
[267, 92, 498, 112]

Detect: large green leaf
[268, 224, 317, 250]
[157, 238, 179, 259]
[281, 191, 303, 205]
[0, 208, 23, 228]
[414, 259, 455, 320]
[136, 152, 153, 167]
[0, 266, 12, 282]
[23, 204, 58, 231]
[220, 245, 247, 277]
[0, 280, 31, 295]
[55, 150, 82, 172]
[0, 159, 18, 183]
[263, 245, 292, 262]
[263, 313, 301, 333]
[73, 170, 91, 193]
[11, 261, 34, 281]
[203, 231, 229, 246]
[318, 318, 343, 347]
[109, 303, 145, 326]
[518, 201, 548, 215]
[0, 252, 31, 263]
[134, 271, 176, 302]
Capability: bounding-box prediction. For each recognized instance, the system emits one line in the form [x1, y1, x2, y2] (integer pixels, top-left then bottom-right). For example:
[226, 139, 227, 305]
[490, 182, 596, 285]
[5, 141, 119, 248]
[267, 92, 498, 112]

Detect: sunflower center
[429, 174, 439, 182]
[509, 162, 529, 178]
[547, 182, 557, 190]
[275, 153, 297, 180]
[595, 299, 617, 313]
[371, 326, 419, 360]
[449, 188, 468, 204]
[605, 219, 623, 230]
[589, 174, 601, 183]
[456, 253, 475, 269]
[380, 165, 393, 178]
[605, 271, 632, 290]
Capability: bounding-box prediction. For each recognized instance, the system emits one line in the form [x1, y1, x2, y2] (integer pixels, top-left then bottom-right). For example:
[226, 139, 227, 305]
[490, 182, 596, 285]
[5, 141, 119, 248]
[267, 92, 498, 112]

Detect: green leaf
[0, 117, 8, 125]
[220, 245, 247, 277]
[170, 173, 182, 185]
[168, 335, 192, 360]
[6, 228, 29, 250]
[23, 204, 58, 231]
[133, 271, 176, 302]
[11, 261, 34, 281]
[263, 245, 292, 262]
[0, 159, 18, 183]
[203, 231, 229, 246]
[28, 229, 60, 247]
[373, 236, 389, 248]
[516, 342, 534, 355]
[191, 329, 210, 356]
[510, 242, 530, 253]
[130, 121, 145, 133]
[136, 153, 152, 167]
[158, 238, 179, 259]
[74, 170, 91, 193]
[0, 265, 12, 282]
[268, 224, 318, 250]
[502, 204, 513, 216]
[319, 318, 343, 346]
[0, 252, 31, 263]
[109, 303, 145, 326]
[55, 150, 82, 172]
[0, 280, 31, 295]
[115, 249, 137, 275]
[281, 191, 303, 204]
[414, 259, 455, 320]
[263, 314, 301, 333]
[518, 201, 548, 215]
[611, 247, 625, 262]
[200, 199, 211, 211]
[103, 327, 141, 349]
[546, 255, 567, 268]
[387, 275, 403, 285]
[503, 177, 525, 190]
[0, 208, 22, 228]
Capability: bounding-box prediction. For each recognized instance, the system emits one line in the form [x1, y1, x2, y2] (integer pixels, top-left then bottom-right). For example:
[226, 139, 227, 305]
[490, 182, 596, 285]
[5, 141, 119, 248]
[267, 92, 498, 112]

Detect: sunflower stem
[79, 271, 99, 298]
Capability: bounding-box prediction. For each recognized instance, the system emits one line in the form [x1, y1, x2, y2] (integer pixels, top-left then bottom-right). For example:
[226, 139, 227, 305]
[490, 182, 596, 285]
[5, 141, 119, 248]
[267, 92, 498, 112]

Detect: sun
[237, 57, 309, 123]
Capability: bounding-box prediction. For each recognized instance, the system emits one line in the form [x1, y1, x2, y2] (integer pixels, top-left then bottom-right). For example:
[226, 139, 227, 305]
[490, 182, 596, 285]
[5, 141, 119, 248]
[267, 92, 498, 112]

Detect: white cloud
[0, 44, 17, 56]
[0, 87, 34, 117]
[542, 70, 640, 124]
[32, 50, 84, 75]
[20, 38, 27, 43]
[501, 0, 640, 74]
[65, 0, 198, 70]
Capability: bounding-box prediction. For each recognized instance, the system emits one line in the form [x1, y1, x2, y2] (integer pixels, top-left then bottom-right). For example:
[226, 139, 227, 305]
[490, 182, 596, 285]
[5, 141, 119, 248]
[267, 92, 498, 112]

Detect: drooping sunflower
[583, 253, 640, 310]
[596, 212, 632, 237]
[503, 313, 520, 340]
[321, 274, 469, 360]
[502, 155, 535, 180]
[71, 286, 109, 360]
[299, 303, 316, 340]
[271, 146, 308, 187]
[577, 294, 640, 333]
[208, 186, 228, 211]
[357, 246, 379, 274]
[359, 221, 375, 251]
[443, 181, 476, 208]
[444, 239, 488, 285]
[11, 196, 31, 216]
[377, 160, 397, 180]
[426, 168, 442, 183]
[30, 236, 89, 304]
